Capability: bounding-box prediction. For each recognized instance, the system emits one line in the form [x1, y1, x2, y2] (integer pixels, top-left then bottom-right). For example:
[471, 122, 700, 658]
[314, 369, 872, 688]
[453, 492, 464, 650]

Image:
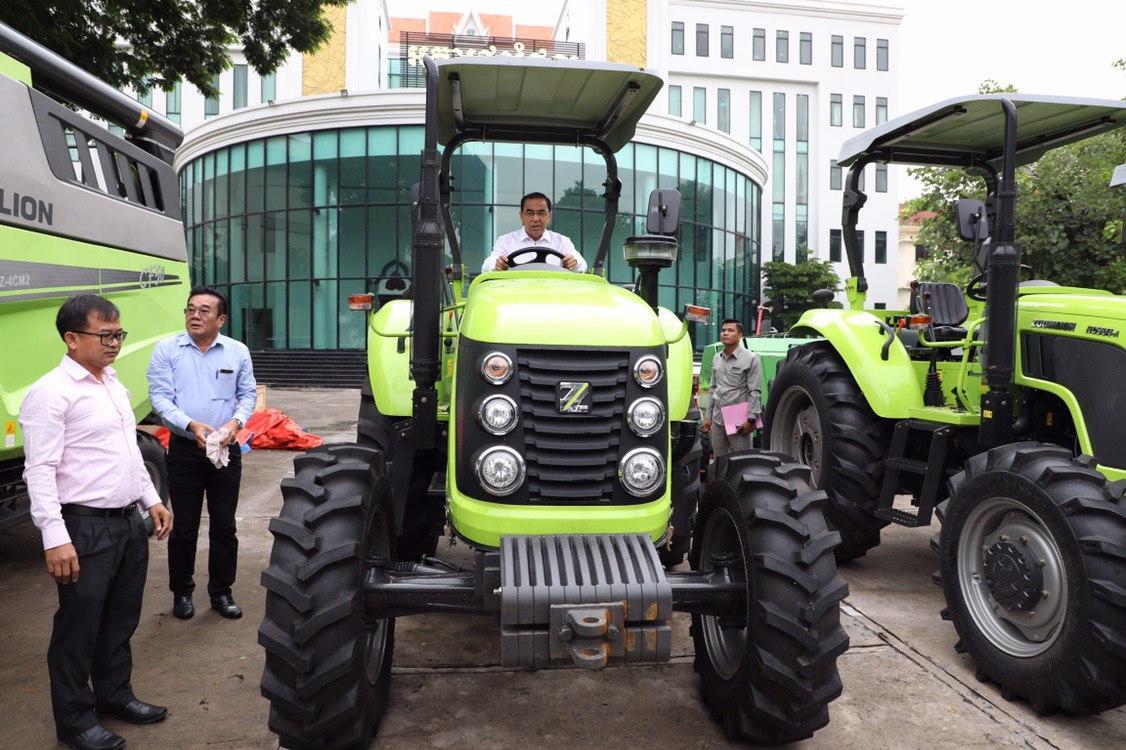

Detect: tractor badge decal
[556, 381, 592, 414]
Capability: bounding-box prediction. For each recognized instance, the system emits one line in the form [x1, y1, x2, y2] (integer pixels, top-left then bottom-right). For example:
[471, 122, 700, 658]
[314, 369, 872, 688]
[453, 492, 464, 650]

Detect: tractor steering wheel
[966, 264, 1035, 301]
[502, 246, 571, 271]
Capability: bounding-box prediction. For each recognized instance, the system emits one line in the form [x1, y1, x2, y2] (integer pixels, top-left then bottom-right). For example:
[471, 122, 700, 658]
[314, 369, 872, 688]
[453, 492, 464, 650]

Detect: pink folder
[721, 402, 749, 435]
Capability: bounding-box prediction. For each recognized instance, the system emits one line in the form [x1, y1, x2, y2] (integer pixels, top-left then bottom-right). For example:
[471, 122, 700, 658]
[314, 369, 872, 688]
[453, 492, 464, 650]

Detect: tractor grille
[516, 348, 630, 501]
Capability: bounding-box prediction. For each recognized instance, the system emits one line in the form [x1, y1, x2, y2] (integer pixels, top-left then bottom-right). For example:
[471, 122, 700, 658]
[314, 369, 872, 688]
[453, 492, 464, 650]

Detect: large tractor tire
[935, 442, 1126, 715]
[690, 451, 849, 743]
[764, 341, 890, 562]
[259, 443, 395, 749]
[358, 388, 438, 560]
[137, 431, 169, 537]
[662, 408, 704, 568]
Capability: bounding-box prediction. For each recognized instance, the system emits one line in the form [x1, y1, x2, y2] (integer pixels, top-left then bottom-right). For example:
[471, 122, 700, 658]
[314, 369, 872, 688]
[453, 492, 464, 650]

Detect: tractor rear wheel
[690, 451, 849, 743]
[936, 442, 1126, 714]
[259, 443, 395, 749]
[764, 341, 890, 561]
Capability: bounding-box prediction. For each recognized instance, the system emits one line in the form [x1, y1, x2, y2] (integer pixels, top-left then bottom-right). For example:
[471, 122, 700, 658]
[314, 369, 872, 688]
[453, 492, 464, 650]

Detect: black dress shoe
[96, 698, 169, 725]
[172, 595, 194, 619]
[57, 723, 125, 750]
[211, 594, 243, 619]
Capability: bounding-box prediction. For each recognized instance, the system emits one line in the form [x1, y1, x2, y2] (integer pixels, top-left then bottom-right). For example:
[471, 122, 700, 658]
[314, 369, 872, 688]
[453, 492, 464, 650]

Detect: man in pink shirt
[20, 294, 173, 750]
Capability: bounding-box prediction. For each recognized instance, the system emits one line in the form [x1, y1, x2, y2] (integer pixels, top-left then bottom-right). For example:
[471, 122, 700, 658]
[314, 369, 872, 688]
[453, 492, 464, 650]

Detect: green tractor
[755, 95, 1126, 714]
[0, 23, 187, 530]
[258, 57, 850, 747]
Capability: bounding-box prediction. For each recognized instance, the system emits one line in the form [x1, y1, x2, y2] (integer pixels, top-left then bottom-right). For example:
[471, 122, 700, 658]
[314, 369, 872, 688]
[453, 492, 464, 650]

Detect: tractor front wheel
[764, 341, 890, 562]
[936, 442, 1126, 714]
[259, 443, 395, 749]
[690, 451, 849, 743]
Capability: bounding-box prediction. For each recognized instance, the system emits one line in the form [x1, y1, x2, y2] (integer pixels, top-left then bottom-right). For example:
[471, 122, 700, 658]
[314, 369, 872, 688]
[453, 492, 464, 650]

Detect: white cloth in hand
[205, 428, 231, 469]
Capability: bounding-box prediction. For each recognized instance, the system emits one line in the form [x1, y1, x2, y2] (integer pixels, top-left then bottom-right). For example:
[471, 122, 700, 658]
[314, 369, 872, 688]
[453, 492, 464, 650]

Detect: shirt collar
[59, 354, 116, 382]
[177, 331, 225, 349]
[520, 228, 551, 244]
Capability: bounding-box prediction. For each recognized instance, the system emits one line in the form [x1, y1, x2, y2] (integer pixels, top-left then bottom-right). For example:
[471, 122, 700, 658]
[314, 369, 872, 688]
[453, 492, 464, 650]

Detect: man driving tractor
[481, 192, 587, 272]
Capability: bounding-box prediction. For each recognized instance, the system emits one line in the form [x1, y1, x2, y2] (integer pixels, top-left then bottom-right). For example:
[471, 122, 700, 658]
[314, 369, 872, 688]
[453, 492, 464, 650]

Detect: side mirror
[955, 198, 988, 242]
[645, 189, 681, 235]
[812, 289, 835, 307]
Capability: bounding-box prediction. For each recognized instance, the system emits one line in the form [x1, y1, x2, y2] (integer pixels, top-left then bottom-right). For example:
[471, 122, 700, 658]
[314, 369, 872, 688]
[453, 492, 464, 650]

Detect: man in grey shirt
[702, 318, 762, 457]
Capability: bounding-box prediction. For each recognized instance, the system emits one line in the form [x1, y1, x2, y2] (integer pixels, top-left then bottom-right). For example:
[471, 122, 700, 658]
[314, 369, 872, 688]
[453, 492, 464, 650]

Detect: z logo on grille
[557, 381, 593, 414]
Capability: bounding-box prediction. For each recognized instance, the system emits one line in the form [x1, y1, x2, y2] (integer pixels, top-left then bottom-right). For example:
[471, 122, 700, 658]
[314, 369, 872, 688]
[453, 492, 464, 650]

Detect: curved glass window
[181, 125, 762, 350]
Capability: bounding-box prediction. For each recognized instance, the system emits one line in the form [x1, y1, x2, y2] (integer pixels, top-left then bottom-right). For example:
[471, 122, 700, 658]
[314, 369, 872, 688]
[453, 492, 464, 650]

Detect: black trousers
[49, 510, 148, 735]
[167, 435, 242, 599]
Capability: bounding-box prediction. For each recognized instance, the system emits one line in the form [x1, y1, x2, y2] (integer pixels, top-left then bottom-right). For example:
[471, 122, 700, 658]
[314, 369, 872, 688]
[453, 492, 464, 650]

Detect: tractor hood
[460, 271, 667, 347]
[1018, 287, 1126, 324]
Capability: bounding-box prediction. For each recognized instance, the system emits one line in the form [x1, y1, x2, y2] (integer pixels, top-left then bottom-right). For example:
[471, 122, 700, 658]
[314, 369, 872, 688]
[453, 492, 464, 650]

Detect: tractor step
[499, 534, 673, 670]
[875, 420, 954, 528]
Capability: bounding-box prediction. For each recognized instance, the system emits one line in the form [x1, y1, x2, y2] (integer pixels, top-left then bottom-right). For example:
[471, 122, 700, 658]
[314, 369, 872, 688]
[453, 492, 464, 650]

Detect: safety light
[618, 447, 665, 497]
[478, 395, 518, 435]
[633, 355, 663, 388]
[481, 352, 513, 385]
[475, 446, 525, 496]
[627, 397, 664, 437]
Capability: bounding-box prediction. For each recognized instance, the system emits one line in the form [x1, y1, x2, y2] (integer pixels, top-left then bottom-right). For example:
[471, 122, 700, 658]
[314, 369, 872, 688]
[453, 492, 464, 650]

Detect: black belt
[61, 503, 137, 518]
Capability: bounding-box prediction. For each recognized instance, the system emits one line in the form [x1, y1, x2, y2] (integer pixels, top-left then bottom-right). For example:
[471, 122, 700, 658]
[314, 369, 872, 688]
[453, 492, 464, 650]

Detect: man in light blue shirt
[148, 286, 256, 621]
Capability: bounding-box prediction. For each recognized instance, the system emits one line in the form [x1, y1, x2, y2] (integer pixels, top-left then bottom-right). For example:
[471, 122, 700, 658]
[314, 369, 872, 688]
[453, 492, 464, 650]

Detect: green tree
[761, 257, 842, 330]
[901, 77, 1126, 292]
[1, 0, 351, 97]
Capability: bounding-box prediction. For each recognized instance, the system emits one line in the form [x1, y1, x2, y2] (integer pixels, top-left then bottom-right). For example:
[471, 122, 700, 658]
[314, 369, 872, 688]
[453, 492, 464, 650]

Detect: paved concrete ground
[1, 387, 1123, 748]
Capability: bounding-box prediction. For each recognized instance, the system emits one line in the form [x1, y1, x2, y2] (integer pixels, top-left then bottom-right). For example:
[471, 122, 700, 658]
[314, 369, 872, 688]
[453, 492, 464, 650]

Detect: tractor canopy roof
[838, 94, 1126, 170]
[433, 57, 662, 152]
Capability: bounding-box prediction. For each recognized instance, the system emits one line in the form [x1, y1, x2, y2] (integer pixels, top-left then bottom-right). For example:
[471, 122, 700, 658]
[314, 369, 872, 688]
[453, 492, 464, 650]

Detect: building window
[165, 80, 181, 124]
[830, 229, 842, 262]
[717, 89, 731, 133]
[876, 97, 888, 125]
[796, 94, 808, 254]
[915, 244, 931, 262]
[874, 302, 887, 310]
[853, 95, 865, 128]
[830, 159, 841, 190]
[772, 92, 785, 260]
[854, 37, 866, 69]
[857, 230, 865, 262]
[753, 28, 765, 61]
[668, 85, 682, 117]
[136, 86, 152, 108]
[875, 231, 887, 264]
[858, 167, 866, 192]
[261, 73, 276, 103]
[749, 91, 762, 151]
[877, 38, 889, 71]
[671, 22, 684, 55]
[693, 87, 706, 123]
[233, 64, 248, 109]
[696, 24, 709, 56]
[721, 26, 734, 58]
[204, 74, 220, 117]
[831, 35, 843, 67]
[800, 32, 812, 64]
[875, 163, 888, 193]
[830, 94, 842, 126]
[776, 30, 789, 63]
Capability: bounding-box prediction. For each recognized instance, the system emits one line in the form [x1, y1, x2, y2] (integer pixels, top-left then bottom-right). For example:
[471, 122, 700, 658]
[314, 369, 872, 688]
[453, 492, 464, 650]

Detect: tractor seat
[910, 282, 968, 341]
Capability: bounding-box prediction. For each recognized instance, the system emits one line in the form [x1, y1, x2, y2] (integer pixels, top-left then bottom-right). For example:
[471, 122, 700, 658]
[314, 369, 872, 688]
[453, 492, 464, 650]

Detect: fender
[790, 308, 921, 418]
[366, 299, 414, 417]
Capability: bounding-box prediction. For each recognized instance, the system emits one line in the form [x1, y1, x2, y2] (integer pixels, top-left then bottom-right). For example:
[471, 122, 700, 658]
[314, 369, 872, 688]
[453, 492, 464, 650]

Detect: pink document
[721, 402, 749, 435]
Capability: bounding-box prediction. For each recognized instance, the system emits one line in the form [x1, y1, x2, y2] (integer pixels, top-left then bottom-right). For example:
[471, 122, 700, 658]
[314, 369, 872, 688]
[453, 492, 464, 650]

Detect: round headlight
[478, 395, 518, 435]
[474, 446, 525, 496]
[618, 447, 665, 497]
[627, 397, 665, 437]
[481, 352, 513, 385]
[633, 356, 663, 388]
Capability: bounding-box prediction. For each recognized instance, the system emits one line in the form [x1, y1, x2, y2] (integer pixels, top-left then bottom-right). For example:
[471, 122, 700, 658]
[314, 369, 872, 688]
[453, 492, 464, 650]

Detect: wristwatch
[232, 418, 243, 430]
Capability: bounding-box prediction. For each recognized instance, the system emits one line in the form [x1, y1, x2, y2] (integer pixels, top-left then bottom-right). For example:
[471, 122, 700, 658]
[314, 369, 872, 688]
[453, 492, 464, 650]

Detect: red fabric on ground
[235, 409, 323, 450]
[154, 427, 170, 450]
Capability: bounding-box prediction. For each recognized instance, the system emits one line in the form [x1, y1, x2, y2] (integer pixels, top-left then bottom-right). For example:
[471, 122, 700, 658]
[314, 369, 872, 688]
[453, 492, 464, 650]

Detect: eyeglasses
[521, 209, 550, 218]
[74, 330, 128, 345]
[184, 306, 216, 317]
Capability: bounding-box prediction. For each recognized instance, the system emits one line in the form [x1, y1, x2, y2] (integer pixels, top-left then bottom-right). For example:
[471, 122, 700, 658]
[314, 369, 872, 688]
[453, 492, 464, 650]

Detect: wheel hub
[983, 540, 1043, 611]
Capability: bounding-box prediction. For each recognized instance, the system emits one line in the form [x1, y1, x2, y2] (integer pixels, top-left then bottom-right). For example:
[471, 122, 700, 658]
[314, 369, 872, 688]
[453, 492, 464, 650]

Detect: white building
[560, 0, 905, 307]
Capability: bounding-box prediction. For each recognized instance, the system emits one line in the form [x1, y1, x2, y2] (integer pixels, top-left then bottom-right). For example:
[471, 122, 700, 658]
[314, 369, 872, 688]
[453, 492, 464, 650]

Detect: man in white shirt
[20, 294, 172, 750]
[480, 192, 588, 273]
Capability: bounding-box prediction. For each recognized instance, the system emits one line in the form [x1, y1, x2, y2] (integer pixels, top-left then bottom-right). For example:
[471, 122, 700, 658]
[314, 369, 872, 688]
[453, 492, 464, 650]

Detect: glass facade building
[180, 124, 762, 352]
